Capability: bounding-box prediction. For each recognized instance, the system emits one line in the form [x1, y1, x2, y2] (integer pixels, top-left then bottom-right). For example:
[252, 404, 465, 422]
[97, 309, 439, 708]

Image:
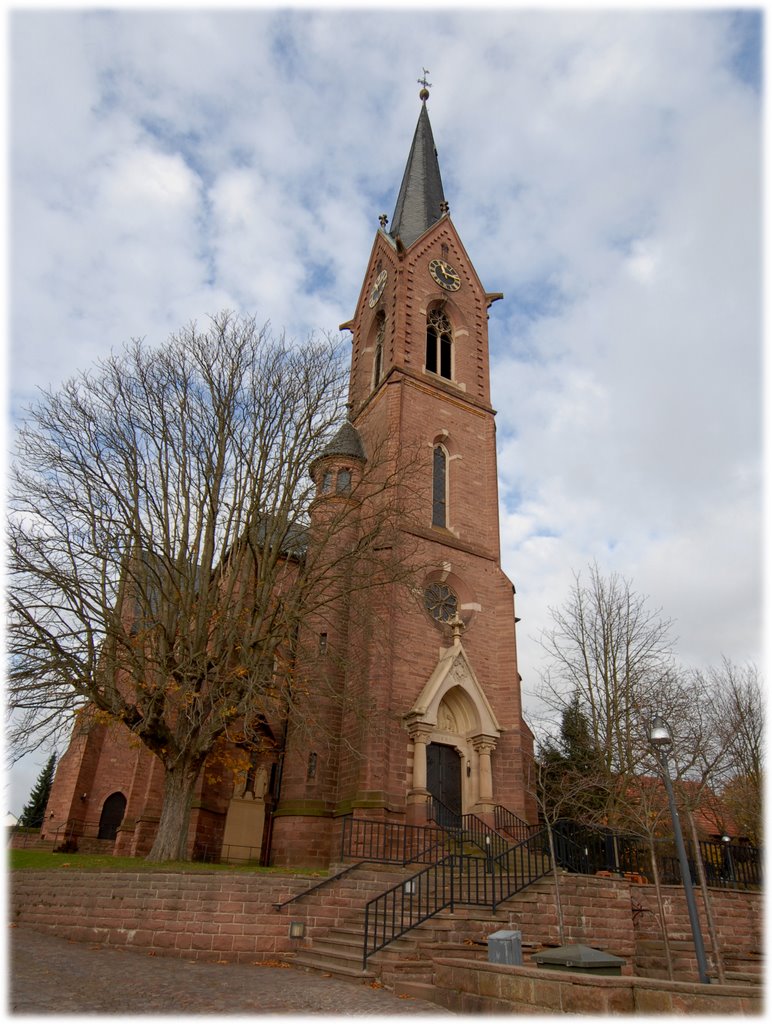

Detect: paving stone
[9, 926, 453, 1015]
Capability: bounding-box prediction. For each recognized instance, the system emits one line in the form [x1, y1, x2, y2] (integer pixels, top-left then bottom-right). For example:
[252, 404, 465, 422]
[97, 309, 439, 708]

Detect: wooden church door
[427, 743, 461, 826]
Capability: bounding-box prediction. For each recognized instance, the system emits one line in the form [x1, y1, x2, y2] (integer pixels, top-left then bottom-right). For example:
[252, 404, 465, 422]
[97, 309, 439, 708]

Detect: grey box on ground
[487, 929, 523, 965]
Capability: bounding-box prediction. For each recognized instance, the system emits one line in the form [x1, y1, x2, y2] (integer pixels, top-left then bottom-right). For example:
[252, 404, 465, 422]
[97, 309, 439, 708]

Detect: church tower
[269, 84, 535, 866]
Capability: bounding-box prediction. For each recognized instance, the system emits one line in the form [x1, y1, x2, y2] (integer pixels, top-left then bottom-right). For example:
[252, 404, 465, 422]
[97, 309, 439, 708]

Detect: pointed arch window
[372, 311, 386, 389]
[426, 308, 452, 380]
[432, 444, 448, 527]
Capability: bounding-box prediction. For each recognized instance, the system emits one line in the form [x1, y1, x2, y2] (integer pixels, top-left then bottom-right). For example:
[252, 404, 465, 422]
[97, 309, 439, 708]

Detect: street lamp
[648, 715, 710, 984]
[721, 834, 737, 887]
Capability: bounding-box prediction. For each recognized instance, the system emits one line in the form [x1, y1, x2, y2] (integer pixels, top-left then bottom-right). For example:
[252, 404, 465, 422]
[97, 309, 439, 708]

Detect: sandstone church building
[43, 86, 536, 867]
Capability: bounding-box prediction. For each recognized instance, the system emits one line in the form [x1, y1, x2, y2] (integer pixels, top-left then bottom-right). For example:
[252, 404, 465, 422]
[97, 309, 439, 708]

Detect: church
[43, 84, 536, 867]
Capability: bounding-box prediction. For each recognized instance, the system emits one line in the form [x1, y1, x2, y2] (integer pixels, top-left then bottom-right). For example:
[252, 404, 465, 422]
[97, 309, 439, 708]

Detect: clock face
[429, 258, 461, 292]
[368, 269, 388, 307]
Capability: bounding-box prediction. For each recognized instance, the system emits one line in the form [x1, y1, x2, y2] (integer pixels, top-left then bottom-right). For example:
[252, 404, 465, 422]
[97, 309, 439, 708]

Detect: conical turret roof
[318, 421, 367, 462]
[389, 98, 447, 249]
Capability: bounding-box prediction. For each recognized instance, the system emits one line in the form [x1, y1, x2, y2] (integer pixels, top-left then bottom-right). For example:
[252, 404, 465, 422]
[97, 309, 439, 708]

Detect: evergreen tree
[18, 753, 56, 828]
[537, 692, 607, 823]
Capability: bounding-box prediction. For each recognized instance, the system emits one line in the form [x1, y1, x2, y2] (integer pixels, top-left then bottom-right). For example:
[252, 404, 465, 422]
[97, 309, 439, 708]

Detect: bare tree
[698, 659, 763, 846]
[536, 563, 676, 825]
[8, 312, 420, 861]
[528, 722, 613, 946]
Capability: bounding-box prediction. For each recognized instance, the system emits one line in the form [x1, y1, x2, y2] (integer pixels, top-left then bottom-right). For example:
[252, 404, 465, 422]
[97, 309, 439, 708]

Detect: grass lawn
[9, 848, 327, 875]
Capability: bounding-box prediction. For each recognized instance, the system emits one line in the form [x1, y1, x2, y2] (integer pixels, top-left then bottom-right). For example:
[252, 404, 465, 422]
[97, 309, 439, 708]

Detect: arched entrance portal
[406, 634, 502, 823]
[98, 792, 126, 840]
[427, 742, 461, 825]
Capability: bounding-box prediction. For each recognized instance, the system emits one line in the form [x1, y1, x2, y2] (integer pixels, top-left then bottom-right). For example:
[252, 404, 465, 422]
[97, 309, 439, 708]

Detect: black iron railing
[698, 839, 761, 889]
[32, 819, 110, 848]
[339, 814, 454, 865]
[273, 861, 365, 911]
[360, 816, 762, 966]
[550, 820, 761, 891]
[362, 854, 458, 967]
[493, 804, 540, 844]
[551, 820, 648, 876]
[362, 828, 554, 966]
[428, 797, 509, 857]
[489, 829, 553, 910]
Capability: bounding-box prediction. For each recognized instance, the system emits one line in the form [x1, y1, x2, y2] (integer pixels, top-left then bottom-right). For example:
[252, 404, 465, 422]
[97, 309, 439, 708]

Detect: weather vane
[418, 68, 432, 101]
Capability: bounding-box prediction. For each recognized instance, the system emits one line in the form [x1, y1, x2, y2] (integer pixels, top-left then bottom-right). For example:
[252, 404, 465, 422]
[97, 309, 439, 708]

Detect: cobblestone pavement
[9, 926, 453, 1015]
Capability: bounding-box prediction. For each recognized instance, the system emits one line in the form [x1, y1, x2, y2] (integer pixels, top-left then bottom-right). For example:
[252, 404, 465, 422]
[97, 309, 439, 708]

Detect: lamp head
[648, 715, 673, 748]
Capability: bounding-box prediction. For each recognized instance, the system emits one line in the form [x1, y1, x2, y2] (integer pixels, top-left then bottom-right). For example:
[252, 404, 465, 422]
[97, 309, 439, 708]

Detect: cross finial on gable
[449, 614, 465, 646]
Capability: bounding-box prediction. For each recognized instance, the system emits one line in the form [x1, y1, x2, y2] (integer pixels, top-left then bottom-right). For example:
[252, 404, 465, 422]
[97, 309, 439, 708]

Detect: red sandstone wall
[631, 883, 763, 980]
[12, 867, 761, 983]
[430, 957, 762, 1015]
[11, 871, 307, 963]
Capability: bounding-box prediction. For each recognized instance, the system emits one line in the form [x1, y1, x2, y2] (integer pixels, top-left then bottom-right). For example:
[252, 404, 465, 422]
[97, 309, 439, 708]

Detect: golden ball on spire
[417, 68, 431, 102]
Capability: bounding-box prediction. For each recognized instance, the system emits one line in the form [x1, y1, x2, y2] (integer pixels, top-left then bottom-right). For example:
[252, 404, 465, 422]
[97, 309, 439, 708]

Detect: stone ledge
[431, 956, 763, 1016]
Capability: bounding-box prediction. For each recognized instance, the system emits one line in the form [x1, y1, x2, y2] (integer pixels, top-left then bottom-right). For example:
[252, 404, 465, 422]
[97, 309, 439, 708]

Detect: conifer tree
[18, 753, 57, 828]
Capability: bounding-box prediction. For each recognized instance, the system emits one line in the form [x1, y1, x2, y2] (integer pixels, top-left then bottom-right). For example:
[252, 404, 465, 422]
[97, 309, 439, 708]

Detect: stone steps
[278, 861, 421, 981]
[392, 979, 438, 1002]
[280, 851, 555, 985]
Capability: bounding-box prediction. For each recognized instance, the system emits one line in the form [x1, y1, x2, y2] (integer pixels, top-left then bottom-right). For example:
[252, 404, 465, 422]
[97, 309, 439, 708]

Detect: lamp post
[648, 715, 710, 984]
[721, 834, 736, 887]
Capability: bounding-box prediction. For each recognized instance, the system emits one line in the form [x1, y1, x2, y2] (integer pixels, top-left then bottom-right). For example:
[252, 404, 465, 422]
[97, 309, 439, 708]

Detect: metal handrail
[363, 854, 457, 968]
[339, 813, 453, 866]
[273, 860, 366, 911]
[428, 797, 508, 857]
[494, 804, 540, 844]
[489, 828, 554, 910]
[362, 828, 555, 965]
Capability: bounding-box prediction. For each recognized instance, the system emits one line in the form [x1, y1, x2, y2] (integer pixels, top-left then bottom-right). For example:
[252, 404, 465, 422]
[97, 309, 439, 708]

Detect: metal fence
[551, 820, 761, 891]
[339, 814, 454, 866]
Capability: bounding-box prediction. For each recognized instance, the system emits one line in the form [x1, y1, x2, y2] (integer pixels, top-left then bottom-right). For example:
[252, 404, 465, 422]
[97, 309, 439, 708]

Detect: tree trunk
[649, 841, 674, 980]
[686, 809, 725, 983]
[545, 821, 566, 944]
[146, 760, 202, 862]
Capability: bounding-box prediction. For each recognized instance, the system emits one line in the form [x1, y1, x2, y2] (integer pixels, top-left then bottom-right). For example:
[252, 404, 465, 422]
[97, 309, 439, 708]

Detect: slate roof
[389, 100, 447, 249]
[318, 421, 367, 462]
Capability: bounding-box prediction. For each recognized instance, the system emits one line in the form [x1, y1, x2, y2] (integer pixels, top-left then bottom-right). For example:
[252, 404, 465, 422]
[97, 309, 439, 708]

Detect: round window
[424, 583, 458, 623]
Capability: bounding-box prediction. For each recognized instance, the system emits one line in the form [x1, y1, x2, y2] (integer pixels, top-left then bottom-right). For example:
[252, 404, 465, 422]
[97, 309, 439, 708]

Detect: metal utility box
[487, 929, 523, 966]
[535, 943, 625, 976]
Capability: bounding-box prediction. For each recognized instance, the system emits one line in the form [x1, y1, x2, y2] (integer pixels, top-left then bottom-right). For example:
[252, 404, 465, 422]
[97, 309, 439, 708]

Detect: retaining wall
[10, 868, 762, 982]
[430, 956, 762, 1014]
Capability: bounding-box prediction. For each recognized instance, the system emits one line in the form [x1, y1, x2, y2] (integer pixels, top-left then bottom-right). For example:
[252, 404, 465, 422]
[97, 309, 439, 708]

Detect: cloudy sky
[6, 5, 763, 813]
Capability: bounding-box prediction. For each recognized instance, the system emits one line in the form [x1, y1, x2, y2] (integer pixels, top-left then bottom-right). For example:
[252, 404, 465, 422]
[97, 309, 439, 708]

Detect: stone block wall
[11, 867, 762, 985]
[11, 871, 308, 963]
[631, 883, 763, 980]
[430, 956, 762, 1015]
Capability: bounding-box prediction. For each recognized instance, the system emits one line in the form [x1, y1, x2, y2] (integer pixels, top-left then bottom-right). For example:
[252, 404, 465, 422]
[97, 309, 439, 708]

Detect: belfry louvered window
[426, 309, 452, 379]
[432, 445, 447, 527]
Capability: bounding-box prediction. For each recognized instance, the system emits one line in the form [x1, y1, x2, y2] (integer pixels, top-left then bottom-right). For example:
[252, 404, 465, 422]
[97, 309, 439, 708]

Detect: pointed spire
[389, 80, 447, 249]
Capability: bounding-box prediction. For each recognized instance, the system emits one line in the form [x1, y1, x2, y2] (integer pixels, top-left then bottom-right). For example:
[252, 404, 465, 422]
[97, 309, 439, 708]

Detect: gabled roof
[389, 99, 447, 249]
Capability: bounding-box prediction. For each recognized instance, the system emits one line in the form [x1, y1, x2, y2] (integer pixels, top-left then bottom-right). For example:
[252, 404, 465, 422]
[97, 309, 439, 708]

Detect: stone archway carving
[405, 632, 501, 816]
